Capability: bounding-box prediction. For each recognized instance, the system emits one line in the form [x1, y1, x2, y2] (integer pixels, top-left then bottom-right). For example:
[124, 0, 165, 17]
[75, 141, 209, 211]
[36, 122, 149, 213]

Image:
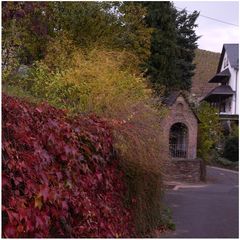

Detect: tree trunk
[200, 159, 206, 182]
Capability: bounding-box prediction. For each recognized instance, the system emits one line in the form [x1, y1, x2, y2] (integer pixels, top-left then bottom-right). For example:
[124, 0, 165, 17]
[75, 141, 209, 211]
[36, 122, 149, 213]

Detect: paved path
[162, 166, 239, 238]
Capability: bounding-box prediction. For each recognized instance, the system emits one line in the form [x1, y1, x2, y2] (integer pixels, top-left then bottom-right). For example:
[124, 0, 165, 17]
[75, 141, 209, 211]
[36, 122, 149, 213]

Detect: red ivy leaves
[2, 94, 135, 238]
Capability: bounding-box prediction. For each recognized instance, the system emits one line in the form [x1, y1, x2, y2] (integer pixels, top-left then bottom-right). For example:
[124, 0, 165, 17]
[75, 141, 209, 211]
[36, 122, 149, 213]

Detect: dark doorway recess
[169, 122, 188, 158]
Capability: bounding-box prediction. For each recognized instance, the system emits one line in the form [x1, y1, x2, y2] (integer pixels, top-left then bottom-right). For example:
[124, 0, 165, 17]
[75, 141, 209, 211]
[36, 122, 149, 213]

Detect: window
[223, 57, 228, 68]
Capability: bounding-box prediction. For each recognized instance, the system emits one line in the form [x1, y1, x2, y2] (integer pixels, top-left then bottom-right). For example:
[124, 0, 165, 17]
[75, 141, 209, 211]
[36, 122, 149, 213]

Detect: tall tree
[2, 2, 55, 65]
[174, 9, 200, 91]
[117, 2, 153, 64]
[2, 2, 121, 66]
[143, 2, 178, 93]
[51, 2, 121, 48]
[143, 2, 199, 94]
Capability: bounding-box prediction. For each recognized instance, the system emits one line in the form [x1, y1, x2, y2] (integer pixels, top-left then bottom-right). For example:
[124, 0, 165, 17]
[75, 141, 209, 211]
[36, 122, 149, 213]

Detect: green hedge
[223, 136, 239, 162]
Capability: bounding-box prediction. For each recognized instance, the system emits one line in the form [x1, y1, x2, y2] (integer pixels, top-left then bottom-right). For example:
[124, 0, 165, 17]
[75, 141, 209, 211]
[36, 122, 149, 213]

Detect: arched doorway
[169, 122, 188, 158]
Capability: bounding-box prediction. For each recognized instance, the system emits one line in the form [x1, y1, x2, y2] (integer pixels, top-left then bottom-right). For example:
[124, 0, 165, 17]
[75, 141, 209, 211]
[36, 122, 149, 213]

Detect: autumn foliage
[2, 94, 135, 238]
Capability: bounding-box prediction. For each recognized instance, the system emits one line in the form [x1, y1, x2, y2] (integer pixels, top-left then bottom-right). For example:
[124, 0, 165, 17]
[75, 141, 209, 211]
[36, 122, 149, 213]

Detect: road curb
[208, 166, 239, 174]
[164, 181, 208, 191]
[173, 184, 207, 191]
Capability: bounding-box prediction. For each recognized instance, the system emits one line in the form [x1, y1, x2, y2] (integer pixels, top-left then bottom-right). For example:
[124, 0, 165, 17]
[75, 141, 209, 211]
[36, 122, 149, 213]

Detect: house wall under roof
[219, 47, 239, 115]
[202, 44, 239, 117]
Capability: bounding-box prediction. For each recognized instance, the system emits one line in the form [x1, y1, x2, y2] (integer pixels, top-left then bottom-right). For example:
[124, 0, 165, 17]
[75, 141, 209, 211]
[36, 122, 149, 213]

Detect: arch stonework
[162, 95, 198, 160]
[161, 94, 200, 182]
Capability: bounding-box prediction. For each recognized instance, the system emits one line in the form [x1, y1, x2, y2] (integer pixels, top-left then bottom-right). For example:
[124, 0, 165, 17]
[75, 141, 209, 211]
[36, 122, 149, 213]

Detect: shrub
[2, 94, 135, 238]
[122, 162, 163, 235]
[21, 61, 84, 112]
[2, 84, 41, 104]
[4, 42, 168, 236]
[54, 48, 149, 117]
[111, 102, 167, 236]
[43, 32, 77, 73]
[197, 102, 222, 162]
[223, 136, 239, 162]
[2, 17, 21, 84]
[10, 47, 149, 117]
[217, 157, 235, 166]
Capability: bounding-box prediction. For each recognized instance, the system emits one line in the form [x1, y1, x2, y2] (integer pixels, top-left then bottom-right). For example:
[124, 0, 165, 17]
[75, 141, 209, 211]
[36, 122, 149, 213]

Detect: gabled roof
[217, 44, 239, 72]
[163, 91, 180, 106]
[163, 91, 200, 122]
[207, 85, 235, 95]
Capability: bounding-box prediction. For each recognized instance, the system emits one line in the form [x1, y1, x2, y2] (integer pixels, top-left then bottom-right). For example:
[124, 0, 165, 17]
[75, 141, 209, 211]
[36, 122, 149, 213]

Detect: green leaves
[197, 102, 222, 161]
[143, 2, 199, 94]
[117, 2, 153, 63]
[175, 9, 200, 91]
[143, 2, 178, 93]
[15, 47, 151, 117]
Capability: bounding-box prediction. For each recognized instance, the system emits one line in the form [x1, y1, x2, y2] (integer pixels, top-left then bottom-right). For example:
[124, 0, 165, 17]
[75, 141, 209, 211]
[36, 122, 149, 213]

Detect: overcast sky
[173, 1, 239, 53]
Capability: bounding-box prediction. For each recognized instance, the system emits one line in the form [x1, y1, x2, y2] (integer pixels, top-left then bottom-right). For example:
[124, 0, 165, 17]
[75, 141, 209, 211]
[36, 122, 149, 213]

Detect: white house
[203, 44, 239, 120]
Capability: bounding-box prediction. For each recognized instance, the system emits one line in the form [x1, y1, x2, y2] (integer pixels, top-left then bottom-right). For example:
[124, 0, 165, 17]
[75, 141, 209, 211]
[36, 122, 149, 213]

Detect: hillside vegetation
[191, 48, 220, 100]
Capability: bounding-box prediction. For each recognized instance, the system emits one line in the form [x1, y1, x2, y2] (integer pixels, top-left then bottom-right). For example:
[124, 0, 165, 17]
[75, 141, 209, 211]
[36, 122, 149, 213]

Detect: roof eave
[208, 76, 230, 83]
[217, 46, 225, 73]
[203, 93, 234, 102]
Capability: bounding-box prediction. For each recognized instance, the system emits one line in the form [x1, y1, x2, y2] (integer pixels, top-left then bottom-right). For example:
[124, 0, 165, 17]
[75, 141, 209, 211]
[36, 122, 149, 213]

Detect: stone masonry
[161, 92, 201, 183]
[164, 159, 201, 183]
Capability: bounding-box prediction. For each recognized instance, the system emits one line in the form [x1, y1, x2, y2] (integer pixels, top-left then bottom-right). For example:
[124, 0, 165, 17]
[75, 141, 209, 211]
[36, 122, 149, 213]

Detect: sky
[173, 1, 239, 53]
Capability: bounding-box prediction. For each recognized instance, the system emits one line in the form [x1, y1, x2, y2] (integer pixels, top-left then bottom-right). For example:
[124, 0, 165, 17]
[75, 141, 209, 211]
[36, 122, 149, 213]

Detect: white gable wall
[236, 69, 239, 115]
[219, 50, 238, 115]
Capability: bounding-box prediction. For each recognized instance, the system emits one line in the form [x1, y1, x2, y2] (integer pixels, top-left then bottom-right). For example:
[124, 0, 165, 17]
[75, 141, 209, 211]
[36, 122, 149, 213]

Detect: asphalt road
[162, 166, 239, 238]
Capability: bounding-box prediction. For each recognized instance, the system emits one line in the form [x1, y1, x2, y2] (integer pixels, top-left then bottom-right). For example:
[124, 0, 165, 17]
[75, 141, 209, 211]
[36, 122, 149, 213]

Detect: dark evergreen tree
[175, 9, 200, 91]
[143, 2, 178, 94]
[143, 2, 199, 94]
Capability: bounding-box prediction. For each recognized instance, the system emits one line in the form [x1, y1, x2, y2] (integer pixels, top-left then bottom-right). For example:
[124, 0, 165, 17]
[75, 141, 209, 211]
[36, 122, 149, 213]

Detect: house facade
[203, 44, 239, 121]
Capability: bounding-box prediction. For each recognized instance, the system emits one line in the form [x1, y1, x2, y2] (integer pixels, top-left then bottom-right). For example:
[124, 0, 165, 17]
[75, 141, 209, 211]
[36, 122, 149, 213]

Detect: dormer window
[223, 56, 228, 68]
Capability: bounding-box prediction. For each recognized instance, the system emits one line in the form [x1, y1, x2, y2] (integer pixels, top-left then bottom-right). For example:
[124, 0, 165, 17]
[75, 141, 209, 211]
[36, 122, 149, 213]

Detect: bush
[10, 47, 149, 117]
[4, 41, 168, 236]
[21, 61, 84, 112]
[111, 102, 167, 236]
[122, 162, 163, 235]
[197, 102, 222, 162]
[217, 157, 234, 166]
[2, 94, 135, 238]
[223, 136, 239, 162]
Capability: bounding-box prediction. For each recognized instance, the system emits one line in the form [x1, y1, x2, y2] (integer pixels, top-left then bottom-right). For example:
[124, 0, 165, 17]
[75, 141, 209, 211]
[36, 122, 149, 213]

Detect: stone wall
[161, 95, 198, 159]
[164, 159, 201, 183]
[160, 94, 201, 183]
